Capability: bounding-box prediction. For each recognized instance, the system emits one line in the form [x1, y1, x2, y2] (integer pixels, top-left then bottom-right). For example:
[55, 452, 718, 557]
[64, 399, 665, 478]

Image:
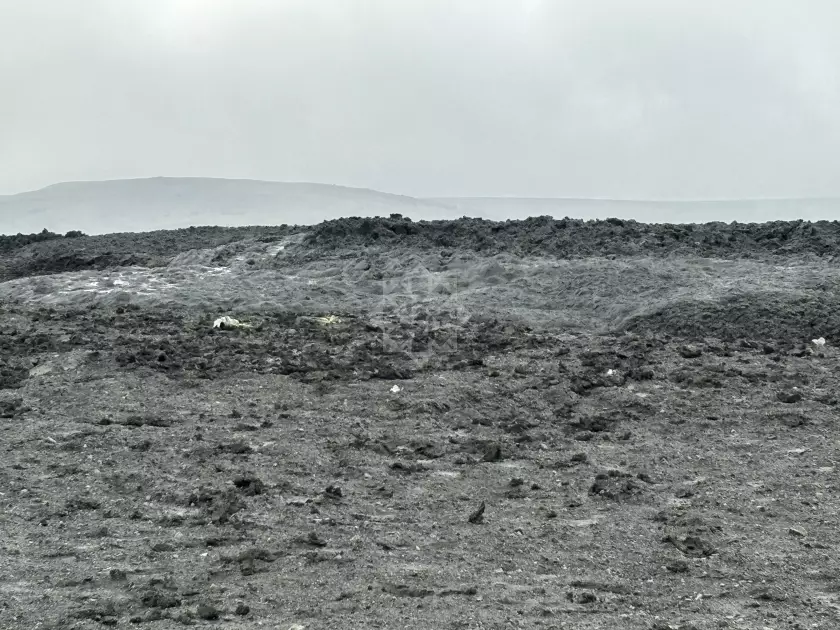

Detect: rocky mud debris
[1, 217, 840, 628]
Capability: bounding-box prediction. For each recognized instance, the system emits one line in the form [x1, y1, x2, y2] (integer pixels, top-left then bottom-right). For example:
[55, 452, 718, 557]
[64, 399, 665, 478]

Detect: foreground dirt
[1, 218, 840, 629]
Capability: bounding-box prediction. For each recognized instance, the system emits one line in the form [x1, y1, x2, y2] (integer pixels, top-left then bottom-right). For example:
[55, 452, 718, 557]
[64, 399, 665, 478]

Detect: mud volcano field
[3, 216, 840, 630]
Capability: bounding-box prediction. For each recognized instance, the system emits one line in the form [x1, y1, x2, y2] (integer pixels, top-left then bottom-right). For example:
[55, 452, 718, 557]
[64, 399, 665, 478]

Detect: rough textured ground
[2, 217, 840, 629]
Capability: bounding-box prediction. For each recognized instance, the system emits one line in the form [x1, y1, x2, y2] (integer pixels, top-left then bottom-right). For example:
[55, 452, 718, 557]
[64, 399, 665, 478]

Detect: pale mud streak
[1, 233, 837, 337]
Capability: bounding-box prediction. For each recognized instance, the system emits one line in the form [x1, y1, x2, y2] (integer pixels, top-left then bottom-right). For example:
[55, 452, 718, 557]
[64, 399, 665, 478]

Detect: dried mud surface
[2, 217, 840, 629]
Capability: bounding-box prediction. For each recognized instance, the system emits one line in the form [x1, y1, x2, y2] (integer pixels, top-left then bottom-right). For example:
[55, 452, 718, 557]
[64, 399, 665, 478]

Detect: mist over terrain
[4, 2, 840, 200]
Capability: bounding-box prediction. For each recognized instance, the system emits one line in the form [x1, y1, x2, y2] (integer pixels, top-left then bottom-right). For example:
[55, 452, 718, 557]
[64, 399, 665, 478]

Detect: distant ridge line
[4, 177, 839, 204]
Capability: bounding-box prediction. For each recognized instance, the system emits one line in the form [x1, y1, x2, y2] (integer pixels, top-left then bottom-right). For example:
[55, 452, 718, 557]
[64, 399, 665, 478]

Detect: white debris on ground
[390, 385, 402, 393]
[213, 316, 252, 330]
[812, 337, 826, 346]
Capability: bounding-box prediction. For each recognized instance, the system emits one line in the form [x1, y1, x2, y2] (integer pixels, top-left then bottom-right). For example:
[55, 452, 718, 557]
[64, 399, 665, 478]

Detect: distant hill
[2, 177, 840, 235]
[0, 177, 452, 236]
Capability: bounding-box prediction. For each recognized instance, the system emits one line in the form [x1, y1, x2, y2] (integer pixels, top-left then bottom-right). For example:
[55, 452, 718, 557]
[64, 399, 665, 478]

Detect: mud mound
[5, 216, 840, 283]
[0, 228, 85, 253]
[305, 215, 840, 259]
[0, 225, 298, 282]
[621, 290, 840, 341]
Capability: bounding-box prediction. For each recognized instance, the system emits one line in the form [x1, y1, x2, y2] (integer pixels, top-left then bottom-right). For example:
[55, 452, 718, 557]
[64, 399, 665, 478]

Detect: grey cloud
[1, 0, 839, 199]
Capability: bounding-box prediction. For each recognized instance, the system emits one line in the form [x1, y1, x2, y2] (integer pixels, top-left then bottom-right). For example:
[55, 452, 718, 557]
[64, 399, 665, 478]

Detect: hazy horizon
[7, 175, 840, 204]
[3, 2, 840, 201]
[4, 176, 840, 236]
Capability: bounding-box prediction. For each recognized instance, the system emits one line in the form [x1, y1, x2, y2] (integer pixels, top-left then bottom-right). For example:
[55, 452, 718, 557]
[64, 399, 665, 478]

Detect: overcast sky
[2, 0, 840, 199]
